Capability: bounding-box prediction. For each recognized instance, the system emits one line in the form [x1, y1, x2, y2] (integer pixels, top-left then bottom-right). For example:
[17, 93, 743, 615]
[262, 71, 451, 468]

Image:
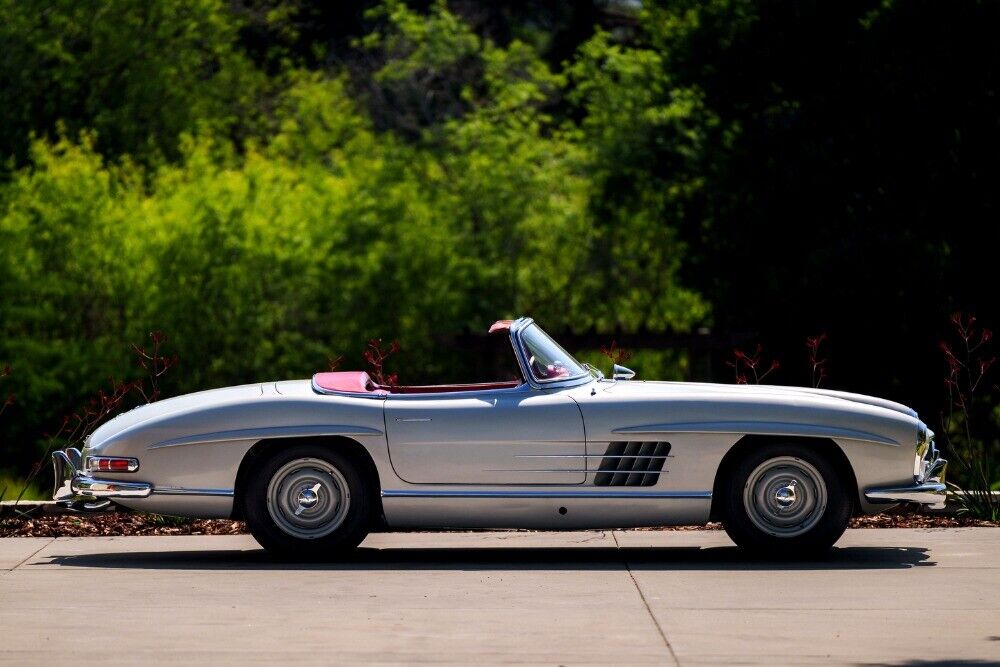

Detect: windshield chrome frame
[509, 318, 594, 390]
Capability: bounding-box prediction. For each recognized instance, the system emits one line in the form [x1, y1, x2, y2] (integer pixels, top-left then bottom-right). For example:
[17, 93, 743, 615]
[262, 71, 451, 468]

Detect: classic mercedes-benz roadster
[54, 317, 946, 557]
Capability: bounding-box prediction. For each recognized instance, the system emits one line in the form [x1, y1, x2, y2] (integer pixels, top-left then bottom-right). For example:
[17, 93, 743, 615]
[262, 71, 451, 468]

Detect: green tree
[0, 0, 267, 167]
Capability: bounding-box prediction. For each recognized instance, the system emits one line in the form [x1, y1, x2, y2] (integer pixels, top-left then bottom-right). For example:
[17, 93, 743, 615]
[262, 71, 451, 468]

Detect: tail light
[87, 456, 140, 473]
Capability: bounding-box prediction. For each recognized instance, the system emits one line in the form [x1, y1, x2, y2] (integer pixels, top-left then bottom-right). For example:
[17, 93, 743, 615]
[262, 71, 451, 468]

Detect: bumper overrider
[52, 448, 152, 511]
[864, 432, 948, 510]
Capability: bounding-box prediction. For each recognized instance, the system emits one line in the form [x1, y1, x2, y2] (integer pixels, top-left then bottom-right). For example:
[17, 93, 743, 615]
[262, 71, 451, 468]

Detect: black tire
[720, 442, 852, 557]
[243, 444, 372, 559]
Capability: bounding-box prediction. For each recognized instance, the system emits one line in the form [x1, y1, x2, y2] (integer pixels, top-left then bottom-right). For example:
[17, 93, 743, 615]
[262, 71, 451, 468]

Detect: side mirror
[612, 364, 635, 381]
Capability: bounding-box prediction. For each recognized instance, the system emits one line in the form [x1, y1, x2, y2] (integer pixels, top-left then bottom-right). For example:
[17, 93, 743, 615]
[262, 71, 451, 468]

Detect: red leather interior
[312, 372, 521, 395]
[312, 371, 384, 394]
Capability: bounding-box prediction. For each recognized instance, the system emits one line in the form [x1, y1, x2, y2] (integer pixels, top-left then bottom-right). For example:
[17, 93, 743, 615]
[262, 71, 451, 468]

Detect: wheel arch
[709, 434, 860, 521]
[232, 435, 384, 526]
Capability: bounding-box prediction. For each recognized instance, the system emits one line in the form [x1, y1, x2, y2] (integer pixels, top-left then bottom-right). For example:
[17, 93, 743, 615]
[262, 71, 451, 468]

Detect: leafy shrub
[0, 10, 706, 469]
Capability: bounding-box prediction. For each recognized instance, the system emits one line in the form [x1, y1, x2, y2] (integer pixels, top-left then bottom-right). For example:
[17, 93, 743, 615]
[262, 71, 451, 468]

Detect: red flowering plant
[129, 330, 179, 403]
[600, 340, 633, 376]
[939, 312, 999, 520]
[364, 338, 400, 387]
[326, 354, 345, 372]
[8, 332, 178, 509]
[806, 333, 829, 388]
[727, 344, 780, 385]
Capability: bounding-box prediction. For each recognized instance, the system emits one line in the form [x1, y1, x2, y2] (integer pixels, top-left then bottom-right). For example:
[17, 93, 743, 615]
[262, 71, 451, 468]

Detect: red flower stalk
[939, 311, 998, 520]
[727, 343, 779, 385]
[364, 339, 401, 386]
[600, 341, 633, 366]
[11, 333, 179, 507]
[129, 331, 178, 403]
[806, 333, 829, 388]
[327, 354, 345, 372]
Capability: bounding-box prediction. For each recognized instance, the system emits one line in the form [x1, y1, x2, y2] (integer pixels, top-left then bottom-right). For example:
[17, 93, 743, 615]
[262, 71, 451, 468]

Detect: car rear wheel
[721, 442, 852, 556]
[243, 444, 371, 558]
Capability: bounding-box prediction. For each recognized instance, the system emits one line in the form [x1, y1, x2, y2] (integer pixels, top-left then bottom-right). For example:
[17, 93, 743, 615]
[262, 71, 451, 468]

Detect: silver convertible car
[54, 317, 946, 557]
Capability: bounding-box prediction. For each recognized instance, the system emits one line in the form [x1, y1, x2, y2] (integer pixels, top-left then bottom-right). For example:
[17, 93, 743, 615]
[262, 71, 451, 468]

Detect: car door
[385, 385, 586, 485]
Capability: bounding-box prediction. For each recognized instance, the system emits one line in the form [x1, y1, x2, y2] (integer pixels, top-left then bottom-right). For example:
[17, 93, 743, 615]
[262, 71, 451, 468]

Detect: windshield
[519, 323, 588, 382]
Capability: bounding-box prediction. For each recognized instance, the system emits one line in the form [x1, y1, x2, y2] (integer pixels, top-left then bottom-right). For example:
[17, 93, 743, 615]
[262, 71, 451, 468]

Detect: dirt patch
[1, 510, 996, 538]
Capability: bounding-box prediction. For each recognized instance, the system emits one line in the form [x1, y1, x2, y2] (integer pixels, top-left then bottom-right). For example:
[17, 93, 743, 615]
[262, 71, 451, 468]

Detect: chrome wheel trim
[742, 456, 827, 538]
[266, 458, 351, 540]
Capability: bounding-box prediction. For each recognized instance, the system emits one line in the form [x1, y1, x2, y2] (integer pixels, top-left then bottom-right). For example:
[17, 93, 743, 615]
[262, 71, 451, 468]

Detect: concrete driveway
[1, 528, 998, 665]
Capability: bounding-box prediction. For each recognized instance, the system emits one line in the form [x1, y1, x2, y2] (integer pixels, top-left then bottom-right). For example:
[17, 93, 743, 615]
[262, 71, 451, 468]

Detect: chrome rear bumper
[52, 448, 152, 511]
[864, 446, 948, 510]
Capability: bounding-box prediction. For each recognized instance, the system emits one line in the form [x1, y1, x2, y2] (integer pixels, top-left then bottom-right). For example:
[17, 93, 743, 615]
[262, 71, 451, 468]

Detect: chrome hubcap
[267, 458, 350, 539]
[774, 483, 797, 508]
[743, 456, 827, 538]
[295, 485, 320, 513]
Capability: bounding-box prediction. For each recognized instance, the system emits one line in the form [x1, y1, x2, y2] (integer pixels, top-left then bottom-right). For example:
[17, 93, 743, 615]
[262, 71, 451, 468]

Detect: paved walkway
[2, 529, 998, 665]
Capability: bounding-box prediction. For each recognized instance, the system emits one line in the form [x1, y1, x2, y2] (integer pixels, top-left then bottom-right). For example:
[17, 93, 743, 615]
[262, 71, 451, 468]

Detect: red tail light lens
[87, 456, 140, 473]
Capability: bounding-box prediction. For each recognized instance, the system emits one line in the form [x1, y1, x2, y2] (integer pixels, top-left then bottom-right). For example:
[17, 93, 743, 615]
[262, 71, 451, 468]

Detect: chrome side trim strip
[612, 421, 900, 446]
[513, 454, 672, 459]
[149, 424, 384, 449]
[484, 469, 669, 474]
[381, 489, 711, 499]
[153, 487, 235, 497]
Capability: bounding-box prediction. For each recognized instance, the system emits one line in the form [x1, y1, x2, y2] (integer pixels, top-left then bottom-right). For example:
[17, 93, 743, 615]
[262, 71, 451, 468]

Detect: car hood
[652, 382, 917, 417]
[604, 380, 917, 418]
[580, 379, 923, 449]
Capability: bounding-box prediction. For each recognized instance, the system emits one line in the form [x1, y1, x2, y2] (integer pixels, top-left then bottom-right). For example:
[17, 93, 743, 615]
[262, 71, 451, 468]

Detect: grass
[950, 484, 1000, 522]
[0, 471, 49, 503]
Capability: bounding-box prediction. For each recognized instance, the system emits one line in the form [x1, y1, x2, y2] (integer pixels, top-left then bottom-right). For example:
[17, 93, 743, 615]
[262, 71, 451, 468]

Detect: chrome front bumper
[52, 448, 152, 511]
[864, 442, 948, 510]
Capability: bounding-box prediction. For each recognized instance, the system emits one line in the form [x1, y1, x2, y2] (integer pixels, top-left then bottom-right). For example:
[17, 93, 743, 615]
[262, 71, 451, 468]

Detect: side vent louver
[593, 441, 671, 487]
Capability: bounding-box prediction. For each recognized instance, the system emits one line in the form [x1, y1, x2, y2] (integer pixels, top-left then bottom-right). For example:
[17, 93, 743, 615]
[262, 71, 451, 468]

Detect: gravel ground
[0, 509, 995, 537]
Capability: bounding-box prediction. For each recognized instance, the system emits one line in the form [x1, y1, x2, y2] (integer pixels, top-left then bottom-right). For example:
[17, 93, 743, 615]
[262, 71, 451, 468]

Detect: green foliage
[2, 0, 996, 497]
[0, 471, 47, 502]
[0, 5, 707, 458]
[566, 29, 711, 332]
[575, 348, 688, 383]
[359, 0, 484, 135]
[0, 0, 268, 166]
[363, 0, 481, 83]
[0, 1, 710, 469]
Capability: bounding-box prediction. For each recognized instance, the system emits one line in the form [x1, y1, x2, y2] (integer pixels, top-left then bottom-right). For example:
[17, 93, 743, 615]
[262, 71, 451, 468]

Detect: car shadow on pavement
[38, 544, 934, 571]
[864, 662, 1000, 666]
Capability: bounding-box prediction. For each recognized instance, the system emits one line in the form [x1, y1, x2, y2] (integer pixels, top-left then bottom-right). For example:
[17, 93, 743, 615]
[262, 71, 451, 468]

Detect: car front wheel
[721, 443, 852, 556]
[243, 444, 371, 558]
